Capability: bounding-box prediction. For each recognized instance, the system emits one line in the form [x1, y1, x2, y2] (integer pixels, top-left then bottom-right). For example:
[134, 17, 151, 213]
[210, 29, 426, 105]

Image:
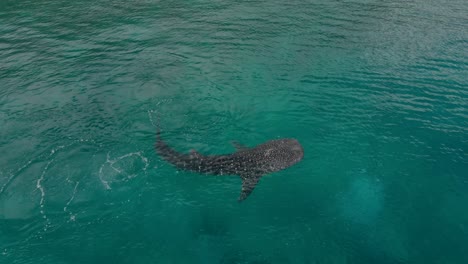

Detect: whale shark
[155, 128, 304, 201]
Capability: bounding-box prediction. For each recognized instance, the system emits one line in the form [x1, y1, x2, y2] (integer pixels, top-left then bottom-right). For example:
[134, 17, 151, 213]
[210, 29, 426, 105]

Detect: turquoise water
[1, 0, 467, 263]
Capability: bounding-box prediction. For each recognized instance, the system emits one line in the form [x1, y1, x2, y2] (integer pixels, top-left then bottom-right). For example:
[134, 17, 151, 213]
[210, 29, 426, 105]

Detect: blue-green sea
[1, 0, 467, 263]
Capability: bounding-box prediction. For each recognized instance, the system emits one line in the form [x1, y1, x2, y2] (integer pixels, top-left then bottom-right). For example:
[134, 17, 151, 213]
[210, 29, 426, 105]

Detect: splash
[0, 159, 34, 196]
[98, 151, 149, 190]
[0, 139, 97, 232]
[63, 180, 80, 221]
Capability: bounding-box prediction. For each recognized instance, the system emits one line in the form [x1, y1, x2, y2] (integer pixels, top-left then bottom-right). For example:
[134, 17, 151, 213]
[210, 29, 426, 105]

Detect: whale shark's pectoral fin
[238, 174, 262, 201]
[231, 141, 248, 151]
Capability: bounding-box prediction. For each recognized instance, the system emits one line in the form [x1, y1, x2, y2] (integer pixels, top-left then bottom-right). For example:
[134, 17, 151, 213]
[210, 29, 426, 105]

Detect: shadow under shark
[155, 129, 304, 201]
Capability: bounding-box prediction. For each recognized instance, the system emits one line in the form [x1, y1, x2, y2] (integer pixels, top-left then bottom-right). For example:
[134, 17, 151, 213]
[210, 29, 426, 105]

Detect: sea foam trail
[98, 151, 149, 190]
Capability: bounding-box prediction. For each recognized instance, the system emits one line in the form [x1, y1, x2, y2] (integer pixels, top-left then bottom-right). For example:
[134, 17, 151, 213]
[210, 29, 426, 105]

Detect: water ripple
[1, 0, 467, 263]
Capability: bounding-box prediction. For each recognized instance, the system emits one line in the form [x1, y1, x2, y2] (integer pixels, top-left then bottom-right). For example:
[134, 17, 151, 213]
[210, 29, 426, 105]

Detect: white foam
[33, 145, 73, 231]
[63, 181, 80, 216]
[0, 159, 33, 195]
[98, 151, 149, 190]
[36, 148, 63, 231]
[148, 109, 157, 127]
[1, 139, 91, 196]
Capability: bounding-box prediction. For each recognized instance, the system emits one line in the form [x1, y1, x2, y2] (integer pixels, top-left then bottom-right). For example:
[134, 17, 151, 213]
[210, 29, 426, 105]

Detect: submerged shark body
[155, 131, 304, 201]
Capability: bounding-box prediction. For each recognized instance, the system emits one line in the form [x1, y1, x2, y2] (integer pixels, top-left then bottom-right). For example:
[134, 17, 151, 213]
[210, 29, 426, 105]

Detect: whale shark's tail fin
[155, 115, 174, 157]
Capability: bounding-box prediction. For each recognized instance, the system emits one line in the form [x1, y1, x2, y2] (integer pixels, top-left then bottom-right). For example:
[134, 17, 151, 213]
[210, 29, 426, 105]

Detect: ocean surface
[1, 0, 467, 263]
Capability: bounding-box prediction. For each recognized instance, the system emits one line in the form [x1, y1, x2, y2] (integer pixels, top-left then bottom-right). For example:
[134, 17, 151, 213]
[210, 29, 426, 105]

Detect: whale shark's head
[260, 138, 304, 172]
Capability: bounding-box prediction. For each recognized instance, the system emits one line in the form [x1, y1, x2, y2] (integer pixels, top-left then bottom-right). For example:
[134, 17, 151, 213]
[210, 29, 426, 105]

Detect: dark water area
[1, 0, 467, 263]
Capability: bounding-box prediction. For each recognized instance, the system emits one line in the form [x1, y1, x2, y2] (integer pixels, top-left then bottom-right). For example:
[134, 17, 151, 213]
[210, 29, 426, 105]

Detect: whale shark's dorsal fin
[190, 149, 202, 158]
[238, 174, 262, 201]
[231, 141, 249, 152]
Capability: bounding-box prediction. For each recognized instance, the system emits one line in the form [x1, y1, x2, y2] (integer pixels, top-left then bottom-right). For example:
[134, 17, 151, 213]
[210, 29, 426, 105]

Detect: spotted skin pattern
[155, 131, 304, 201]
